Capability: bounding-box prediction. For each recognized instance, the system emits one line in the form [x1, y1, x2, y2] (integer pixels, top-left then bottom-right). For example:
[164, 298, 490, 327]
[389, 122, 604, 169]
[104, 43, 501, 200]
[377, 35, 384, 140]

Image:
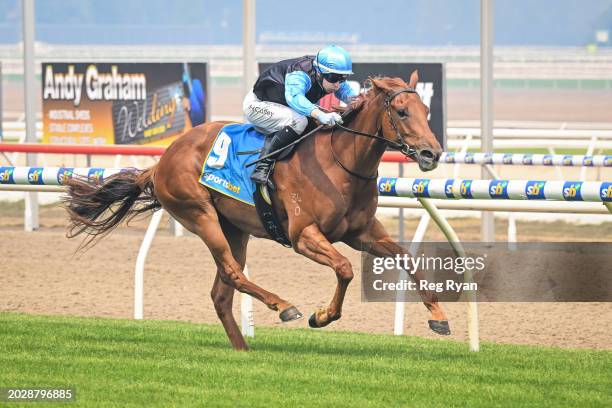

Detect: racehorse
[64, 71, 449, 350]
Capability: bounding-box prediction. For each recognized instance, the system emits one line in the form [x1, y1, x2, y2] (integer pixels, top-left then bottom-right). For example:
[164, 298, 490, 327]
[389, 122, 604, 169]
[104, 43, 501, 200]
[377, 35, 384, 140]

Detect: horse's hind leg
[210, 220, 249, 350]
[211, 273, 247, 350]
[187, 201, 302, 323]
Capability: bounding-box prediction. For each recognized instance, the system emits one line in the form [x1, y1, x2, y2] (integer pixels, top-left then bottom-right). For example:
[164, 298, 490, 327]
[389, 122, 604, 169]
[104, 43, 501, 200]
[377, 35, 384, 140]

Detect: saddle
[199, 123, 298, 247]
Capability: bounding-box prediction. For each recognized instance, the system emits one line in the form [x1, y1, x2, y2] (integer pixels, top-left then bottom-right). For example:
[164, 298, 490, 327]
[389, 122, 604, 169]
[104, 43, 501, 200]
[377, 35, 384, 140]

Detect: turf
[0, 313, 610, 407]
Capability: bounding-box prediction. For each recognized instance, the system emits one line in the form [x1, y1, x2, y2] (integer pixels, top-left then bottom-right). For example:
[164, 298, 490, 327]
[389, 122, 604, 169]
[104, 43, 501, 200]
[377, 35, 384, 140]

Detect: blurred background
[1, 0, 611, 124]
[1, 0, 611, 224]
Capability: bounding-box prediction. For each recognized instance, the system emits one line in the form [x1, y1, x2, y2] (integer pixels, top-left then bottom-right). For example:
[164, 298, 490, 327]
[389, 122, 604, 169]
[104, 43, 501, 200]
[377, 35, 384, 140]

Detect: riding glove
[312, 109, 343, 126]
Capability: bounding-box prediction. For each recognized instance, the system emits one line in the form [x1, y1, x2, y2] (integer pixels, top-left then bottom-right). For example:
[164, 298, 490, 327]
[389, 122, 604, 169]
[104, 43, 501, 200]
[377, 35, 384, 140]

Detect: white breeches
[242, 91, 308, 135]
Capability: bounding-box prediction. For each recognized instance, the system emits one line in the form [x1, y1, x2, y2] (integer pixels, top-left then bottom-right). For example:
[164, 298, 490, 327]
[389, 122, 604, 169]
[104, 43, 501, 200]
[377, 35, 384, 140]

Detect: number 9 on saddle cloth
[199, 122, 295, 246]
[199, 123, 287, 206]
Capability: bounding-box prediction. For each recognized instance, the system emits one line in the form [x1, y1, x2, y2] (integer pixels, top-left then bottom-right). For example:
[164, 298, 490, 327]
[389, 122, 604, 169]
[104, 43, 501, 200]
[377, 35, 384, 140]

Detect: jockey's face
[321, 77, 342, 93]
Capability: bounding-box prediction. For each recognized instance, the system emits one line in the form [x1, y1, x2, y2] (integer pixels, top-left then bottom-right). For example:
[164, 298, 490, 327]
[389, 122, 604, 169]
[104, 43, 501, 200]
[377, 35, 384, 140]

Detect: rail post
[418, 197, 480, 352]
[23, 0, 39, 232]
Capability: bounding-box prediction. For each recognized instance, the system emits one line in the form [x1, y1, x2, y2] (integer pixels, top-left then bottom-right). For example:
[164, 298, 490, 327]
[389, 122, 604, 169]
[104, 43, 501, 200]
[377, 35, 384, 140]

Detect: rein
[245, 124, 325, 167]
[330, 87, 419, 180]
[247, 87, 420, 178]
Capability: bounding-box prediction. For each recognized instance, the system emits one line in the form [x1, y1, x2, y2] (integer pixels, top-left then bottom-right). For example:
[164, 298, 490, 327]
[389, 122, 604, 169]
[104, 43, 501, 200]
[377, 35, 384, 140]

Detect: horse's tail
[62, 166, 161, 250]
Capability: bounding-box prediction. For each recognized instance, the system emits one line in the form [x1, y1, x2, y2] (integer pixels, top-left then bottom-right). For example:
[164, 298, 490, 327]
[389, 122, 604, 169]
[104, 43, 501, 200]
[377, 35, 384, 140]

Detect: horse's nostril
[419, 149, 435, 161]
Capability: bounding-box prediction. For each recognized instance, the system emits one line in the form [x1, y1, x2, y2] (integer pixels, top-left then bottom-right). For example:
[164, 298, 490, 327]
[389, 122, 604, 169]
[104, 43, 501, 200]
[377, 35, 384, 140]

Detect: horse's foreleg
[294, 224, 354, 328]
[344, 218, 451, 335]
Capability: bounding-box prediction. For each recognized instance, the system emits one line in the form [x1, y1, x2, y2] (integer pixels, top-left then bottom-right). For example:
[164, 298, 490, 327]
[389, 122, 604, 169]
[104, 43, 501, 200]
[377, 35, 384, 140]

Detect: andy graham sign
[42, 62, 208, 146]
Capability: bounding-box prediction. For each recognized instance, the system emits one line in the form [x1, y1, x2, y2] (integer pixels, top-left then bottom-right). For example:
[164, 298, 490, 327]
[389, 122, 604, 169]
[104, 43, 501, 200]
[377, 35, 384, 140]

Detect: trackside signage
[42, 62, 208, 146]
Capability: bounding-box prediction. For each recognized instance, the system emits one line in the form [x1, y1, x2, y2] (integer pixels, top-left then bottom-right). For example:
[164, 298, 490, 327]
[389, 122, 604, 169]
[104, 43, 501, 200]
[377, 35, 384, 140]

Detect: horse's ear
[408, 70, 419, 88]
[370, 77, 393, 93]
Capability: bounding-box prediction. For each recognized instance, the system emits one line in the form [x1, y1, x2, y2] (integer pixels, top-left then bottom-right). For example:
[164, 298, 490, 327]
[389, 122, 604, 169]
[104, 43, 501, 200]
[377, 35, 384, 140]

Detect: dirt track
[1, 205, 610, 350]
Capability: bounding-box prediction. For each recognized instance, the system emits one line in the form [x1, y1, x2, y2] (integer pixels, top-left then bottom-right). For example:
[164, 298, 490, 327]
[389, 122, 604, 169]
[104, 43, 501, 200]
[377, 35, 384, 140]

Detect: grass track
[0, 313, 610, 407]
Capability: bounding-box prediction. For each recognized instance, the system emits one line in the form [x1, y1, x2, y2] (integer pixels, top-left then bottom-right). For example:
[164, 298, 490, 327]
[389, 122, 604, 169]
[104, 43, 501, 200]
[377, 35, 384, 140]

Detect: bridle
[331, 88, 419, 181]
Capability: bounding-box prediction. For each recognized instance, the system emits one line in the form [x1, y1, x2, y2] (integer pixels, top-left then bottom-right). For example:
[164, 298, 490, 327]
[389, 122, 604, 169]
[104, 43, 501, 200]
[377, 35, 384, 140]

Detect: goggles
[321, 72, 349, 84]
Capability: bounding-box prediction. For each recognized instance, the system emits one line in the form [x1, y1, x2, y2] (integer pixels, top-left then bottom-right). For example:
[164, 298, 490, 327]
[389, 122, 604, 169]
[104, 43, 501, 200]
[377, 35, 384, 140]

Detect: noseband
[383, 88, 419, 157]
[331, 87, 419, 180]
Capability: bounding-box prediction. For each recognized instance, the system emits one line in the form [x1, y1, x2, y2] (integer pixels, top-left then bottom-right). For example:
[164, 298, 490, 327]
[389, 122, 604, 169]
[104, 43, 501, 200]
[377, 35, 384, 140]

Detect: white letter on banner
[207, 132, 232, 169]
[86, 65, 100, 101]
[416, 82, 434, 120]
[43, 65, 57, 100]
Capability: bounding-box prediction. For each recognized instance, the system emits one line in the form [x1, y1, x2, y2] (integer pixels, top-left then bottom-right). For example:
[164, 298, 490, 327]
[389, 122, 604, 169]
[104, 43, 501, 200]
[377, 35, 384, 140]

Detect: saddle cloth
[199, 123, 265, 206]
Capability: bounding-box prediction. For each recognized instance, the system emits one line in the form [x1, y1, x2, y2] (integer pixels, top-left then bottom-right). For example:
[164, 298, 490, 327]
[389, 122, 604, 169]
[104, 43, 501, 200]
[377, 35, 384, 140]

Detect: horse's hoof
[308, 313, 320, 328]
[279, 306, 303, 322]
[428, 320, 451, 335]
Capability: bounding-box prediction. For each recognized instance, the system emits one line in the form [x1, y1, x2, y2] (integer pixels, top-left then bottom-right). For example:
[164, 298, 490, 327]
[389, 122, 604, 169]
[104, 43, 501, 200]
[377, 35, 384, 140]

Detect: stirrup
[251, 161, 276, 191]
[259, 183, 272, 205]
[263, 161, 277, 191]
[253, 176, 275, 191]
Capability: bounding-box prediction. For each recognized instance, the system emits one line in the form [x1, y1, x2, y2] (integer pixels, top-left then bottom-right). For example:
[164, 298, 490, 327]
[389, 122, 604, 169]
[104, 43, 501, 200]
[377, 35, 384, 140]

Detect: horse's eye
[397, 109, 408, 119]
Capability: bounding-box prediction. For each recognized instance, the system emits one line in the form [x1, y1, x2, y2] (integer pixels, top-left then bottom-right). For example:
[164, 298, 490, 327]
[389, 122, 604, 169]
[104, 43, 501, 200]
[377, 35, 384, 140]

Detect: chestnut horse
[64, 71, 449, 350]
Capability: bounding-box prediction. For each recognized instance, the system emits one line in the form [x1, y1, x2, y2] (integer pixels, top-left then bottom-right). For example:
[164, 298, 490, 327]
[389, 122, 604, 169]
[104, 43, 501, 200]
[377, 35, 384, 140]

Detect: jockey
[243, 44, 358, 186]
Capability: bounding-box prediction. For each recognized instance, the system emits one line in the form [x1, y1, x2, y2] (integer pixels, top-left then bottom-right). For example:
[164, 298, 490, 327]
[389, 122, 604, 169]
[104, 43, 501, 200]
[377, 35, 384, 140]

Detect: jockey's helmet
[313, 45, 353, 83]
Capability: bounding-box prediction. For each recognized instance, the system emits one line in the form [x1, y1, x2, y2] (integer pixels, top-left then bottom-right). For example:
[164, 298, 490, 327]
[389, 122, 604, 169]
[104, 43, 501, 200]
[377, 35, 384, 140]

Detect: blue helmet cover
[314, 45, 353, 75]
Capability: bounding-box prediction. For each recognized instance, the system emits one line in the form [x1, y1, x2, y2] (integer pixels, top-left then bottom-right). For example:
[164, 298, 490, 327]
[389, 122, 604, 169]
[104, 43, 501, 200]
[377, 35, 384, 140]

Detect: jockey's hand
[312, 109, 343, 126]
[345, 95, 359, 104]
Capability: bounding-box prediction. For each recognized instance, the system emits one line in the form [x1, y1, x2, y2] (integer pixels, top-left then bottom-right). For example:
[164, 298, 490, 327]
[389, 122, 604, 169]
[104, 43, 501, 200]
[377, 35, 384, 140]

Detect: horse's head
[370, 72, 442, 171]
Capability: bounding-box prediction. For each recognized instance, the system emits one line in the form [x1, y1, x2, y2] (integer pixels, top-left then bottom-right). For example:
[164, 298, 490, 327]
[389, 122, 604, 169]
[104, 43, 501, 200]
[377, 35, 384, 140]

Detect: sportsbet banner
[42, 63, 208, 146]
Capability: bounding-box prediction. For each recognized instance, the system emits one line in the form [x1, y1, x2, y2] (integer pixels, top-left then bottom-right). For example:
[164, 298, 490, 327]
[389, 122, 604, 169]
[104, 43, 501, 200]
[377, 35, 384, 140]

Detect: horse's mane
[333, 94, 367, 123]
[333, 76, 408, 125]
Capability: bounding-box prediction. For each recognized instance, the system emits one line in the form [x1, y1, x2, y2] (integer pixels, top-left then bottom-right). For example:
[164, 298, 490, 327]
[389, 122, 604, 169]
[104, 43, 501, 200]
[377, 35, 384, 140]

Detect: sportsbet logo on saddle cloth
[199, 123, 265, 206]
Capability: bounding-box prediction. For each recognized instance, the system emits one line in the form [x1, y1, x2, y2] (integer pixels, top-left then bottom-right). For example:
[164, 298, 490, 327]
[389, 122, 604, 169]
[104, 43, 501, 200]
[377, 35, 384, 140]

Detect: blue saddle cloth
[199, 123, 265, 206]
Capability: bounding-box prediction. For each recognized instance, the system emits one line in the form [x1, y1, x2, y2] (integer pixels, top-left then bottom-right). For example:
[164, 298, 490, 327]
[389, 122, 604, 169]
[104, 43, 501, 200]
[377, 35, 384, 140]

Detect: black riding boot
[250, 126, 299, 187]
